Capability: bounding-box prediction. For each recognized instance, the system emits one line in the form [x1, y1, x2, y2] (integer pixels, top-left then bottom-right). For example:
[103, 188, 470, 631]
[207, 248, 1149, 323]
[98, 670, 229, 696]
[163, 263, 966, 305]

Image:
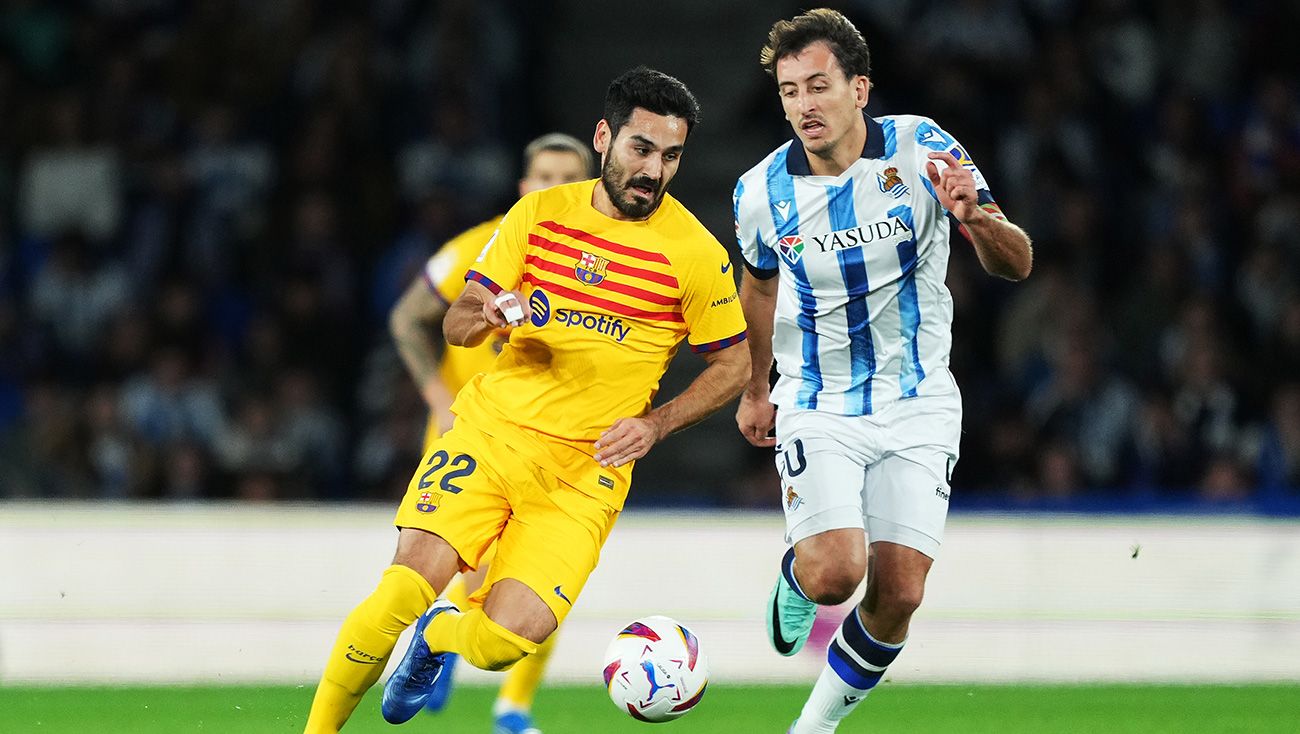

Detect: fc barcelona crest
[576, 251, 610, 286]
[416, 490, 441, 514]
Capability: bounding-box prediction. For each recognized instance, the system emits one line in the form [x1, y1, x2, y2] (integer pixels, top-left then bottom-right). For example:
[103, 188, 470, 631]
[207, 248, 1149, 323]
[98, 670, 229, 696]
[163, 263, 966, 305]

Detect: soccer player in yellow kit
[387, 132, 593, 733]
[303, 66, 750, 732]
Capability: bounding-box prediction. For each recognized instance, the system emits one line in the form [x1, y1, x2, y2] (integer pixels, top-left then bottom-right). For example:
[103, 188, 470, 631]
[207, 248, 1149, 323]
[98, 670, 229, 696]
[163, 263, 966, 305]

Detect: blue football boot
[421, 652, 459, 713]
[381, 600, 458, 724]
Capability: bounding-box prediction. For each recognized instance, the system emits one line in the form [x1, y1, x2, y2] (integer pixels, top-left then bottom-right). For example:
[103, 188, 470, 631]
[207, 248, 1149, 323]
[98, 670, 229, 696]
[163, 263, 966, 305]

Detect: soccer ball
[601, 615, 708, 723]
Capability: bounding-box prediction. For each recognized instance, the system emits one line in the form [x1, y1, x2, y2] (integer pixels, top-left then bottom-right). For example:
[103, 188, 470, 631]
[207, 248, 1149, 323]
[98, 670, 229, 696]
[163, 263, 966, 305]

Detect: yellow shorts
[394, 420, 619, 625]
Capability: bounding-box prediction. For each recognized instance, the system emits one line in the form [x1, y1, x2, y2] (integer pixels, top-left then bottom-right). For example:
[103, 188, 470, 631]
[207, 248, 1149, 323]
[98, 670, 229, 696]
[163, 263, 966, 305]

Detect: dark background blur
[0, 0, 1297, 513]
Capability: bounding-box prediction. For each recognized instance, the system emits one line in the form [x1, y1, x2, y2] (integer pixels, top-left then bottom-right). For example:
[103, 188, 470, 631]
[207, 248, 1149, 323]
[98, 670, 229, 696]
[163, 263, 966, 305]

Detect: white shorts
[774, 387, 961, 559]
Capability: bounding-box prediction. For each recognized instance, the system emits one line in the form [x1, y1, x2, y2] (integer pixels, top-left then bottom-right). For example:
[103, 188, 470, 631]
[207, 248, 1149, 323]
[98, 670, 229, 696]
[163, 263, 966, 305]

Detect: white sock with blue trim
[790, 608, 904, 734]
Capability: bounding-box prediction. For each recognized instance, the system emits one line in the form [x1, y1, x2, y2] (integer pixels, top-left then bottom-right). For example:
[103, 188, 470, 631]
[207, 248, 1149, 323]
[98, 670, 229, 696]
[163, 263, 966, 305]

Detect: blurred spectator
[915, 0, 1032, 69]
[1261, 295, 1300, 389]
[1236, 243, 1295, 342]
[213, 393, 299, 499]
[1258, 384, 1300, 498]
[277, 368, 346, 495]
[397, 97, 513, 214]
[84, 383, 139, 498]
[1026, 321, 1139, 491]
[27, 232, 131, 360]
[184, 103, 274, 282]
[119, 348, 223, 448]
[1085, 0, 1159, 107]
[17, 94, 123, 243]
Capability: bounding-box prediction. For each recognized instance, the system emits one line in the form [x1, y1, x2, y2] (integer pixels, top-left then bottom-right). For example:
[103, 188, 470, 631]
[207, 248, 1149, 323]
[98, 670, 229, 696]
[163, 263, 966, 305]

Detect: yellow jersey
[455, 179, 747, 509]
[423, 216, 508, 395]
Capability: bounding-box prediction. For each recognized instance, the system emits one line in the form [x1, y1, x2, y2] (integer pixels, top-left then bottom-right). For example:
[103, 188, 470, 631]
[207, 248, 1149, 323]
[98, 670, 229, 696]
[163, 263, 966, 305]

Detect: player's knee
[801, 564, 862, 606]
[876, 583, 925, 621]
[462, 610, 539, 672]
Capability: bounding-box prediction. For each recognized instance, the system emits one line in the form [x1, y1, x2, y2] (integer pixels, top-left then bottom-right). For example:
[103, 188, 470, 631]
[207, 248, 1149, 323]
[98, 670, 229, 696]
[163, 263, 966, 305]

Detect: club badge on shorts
[785, 486, 803, 511]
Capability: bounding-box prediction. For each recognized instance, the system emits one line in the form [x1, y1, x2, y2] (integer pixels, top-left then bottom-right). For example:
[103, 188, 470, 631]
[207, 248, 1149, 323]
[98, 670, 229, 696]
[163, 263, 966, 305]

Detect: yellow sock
[496, 632, 556, 711]
[443, 575, 472, 610]
[424, 607, 538, 672]
[304, 565, 436, 733]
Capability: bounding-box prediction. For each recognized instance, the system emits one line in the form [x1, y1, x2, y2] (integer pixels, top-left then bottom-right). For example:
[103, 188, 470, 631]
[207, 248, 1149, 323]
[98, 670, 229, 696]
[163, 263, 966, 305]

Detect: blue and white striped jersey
[735, 113, 996, 416]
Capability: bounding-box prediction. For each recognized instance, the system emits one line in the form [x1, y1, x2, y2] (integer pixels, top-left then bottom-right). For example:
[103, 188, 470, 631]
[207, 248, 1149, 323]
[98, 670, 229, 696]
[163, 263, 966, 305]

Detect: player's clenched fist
[594, 416, 664, 468]
[483, 290, 530, 328]
[736, 390, 777, 448]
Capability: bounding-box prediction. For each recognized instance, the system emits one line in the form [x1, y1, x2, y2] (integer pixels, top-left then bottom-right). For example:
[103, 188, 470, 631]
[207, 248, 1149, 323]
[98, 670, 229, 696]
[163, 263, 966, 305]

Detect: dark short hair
[760, 8, 871, 80]
[603, 66, 701, 140]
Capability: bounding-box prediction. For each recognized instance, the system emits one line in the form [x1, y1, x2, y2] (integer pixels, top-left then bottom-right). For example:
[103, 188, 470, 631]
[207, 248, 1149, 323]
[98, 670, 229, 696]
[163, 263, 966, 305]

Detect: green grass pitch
[2, 683, 1297, 732]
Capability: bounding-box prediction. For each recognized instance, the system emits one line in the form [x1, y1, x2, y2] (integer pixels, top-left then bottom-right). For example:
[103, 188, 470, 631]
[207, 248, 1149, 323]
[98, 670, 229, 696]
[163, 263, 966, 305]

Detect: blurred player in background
[304, 66, 749, 732]
[388, 132, 593, 733]
[733, 9, 1032, 734]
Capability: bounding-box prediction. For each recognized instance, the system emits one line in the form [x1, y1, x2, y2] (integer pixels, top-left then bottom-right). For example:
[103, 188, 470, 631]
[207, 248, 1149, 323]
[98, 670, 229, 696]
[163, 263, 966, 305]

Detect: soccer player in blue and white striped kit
[733, 9, 1033, 733]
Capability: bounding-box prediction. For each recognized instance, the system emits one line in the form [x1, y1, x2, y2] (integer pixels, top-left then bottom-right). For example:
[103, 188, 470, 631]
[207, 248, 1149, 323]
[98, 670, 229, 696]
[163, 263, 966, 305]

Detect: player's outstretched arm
[444, 280, 529, 348]
[925, 150, 1033, 281]
[736, 272, 778, 447]
[594, 342, 750, 469]
[390, 276, 455, 429]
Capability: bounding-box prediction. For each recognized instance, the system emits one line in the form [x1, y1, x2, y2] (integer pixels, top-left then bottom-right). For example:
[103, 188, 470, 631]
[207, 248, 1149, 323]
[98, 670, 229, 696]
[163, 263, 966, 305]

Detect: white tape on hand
[494, 293, 525, 326]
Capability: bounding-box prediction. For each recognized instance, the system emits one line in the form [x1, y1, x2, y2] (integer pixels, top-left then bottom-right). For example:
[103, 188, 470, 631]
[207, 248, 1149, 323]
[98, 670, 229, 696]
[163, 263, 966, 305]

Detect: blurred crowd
[0, 0, 1297, 509]
[0, 0, 548, 500]
[825, 0, 1300, 508]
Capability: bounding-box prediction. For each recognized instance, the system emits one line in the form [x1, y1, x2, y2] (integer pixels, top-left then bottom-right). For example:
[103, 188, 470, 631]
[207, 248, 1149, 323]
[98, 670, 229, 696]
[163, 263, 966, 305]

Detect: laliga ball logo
[529, 289, 551, 327]
[602, 615, 708, 723]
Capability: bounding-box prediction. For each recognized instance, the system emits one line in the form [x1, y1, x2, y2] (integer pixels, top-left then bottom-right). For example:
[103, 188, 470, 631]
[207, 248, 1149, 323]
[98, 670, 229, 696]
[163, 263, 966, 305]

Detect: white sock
[492, 698, 527, 717]
[790, 665, 870, 733]
[791, 610, 905, 733]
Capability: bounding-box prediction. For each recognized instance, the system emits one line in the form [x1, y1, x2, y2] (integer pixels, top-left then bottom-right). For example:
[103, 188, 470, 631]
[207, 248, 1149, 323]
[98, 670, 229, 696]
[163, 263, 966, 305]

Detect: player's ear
[593, 120, 611, 155]
[856, 75, 870, 109]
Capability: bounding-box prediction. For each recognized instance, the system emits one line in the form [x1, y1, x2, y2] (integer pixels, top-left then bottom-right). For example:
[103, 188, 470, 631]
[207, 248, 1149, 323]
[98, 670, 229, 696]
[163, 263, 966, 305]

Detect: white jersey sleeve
[910, 117, 1005, 224]
[734, 150, 787, 279]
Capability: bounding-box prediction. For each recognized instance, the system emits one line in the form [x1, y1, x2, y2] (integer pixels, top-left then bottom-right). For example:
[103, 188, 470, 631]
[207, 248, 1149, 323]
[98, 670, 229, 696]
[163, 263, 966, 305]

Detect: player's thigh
[478, 476, 619, 630]
[775, 409, 871, 545]
[862, 447, 953, 560]
[393, 423, 516, 572]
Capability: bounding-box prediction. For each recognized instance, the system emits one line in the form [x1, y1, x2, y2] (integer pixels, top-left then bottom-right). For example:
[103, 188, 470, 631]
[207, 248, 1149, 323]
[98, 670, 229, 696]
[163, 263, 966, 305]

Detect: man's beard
[601, 155, 663, 219]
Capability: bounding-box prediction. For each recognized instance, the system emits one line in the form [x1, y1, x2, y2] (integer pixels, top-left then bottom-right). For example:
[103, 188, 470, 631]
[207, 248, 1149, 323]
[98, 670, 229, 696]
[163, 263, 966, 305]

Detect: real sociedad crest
[877, 166, 909, 199]
[576, 251, 610, 286]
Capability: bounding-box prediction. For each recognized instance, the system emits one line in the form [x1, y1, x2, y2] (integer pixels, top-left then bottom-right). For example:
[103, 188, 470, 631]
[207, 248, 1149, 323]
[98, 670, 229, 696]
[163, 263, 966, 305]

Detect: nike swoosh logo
[554, 585, 572, 605]
[345, 653, 380, 665]
[721, 262, 732, 274]
[770, 592, 797, 655]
